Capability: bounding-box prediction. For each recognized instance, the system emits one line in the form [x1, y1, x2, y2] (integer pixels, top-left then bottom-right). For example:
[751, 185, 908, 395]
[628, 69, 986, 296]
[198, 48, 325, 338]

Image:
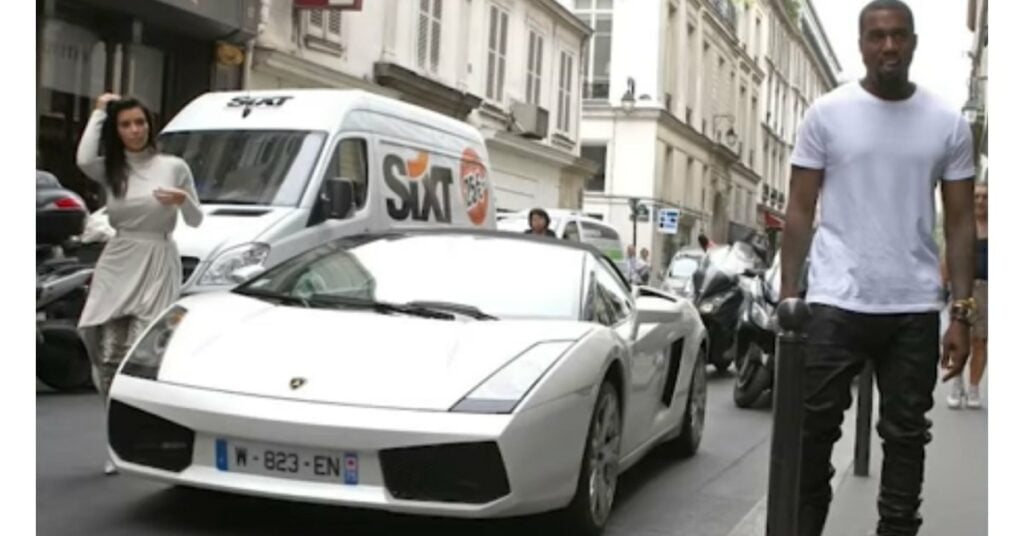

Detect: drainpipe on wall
[242, 38, 256, 89]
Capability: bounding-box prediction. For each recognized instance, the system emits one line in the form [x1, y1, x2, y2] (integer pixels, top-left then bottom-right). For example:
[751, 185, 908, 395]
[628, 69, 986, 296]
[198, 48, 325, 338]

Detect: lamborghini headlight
[451, 341, 573, 414]
[120, 306, 188, 380]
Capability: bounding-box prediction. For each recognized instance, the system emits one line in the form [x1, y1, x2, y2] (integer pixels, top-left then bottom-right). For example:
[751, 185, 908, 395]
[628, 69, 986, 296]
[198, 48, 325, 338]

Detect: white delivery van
[497, 209, 628, 274]
[154, 89, 495, 293]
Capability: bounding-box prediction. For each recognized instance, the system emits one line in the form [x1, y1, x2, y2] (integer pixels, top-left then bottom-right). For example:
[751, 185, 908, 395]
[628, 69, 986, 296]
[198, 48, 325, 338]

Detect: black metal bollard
[854, 362, 874, 477]
[766, 298, 811, 536]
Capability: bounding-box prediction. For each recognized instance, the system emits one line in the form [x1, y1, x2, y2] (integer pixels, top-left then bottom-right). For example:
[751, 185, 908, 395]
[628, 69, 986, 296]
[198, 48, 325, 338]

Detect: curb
[724, 386, 868, 536]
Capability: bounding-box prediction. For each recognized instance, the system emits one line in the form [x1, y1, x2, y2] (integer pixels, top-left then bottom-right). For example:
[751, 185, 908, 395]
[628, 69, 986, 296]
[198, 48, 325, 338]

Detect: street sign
[657, 208, 680, 234]
[629, 202, 651, 223]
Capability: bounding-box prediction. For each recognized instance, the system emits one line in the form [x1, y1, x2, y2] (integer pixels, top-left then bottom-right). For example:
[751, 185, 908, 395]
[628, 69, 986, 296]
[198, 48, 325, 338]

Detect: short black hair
[859, 0, 915, 34]
[528, 208, 551, 228]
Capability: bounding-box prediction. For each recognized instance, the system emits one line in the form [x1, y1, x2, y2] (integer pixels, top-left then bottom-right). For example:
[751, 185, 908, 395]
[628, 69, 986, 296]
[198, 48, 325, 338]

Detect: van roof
[162, 89, 481, 141]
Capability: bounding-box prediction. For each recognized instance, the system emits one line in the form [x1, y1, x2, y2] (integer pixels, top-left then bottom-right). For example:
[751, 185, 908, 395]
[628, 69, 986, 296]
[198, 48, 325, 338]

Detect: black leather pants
[798, 304, 939, 536]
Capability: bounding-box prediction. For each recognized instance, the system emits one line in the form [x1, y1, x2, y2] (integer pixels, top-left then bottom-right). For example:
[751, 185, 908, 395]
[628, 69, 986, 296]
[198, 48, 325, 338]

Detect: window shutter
[417, 0, 430, 68]
[327, 10, 342, 42]
[430, 0, 442, 71]
[309, 9, 325, 32]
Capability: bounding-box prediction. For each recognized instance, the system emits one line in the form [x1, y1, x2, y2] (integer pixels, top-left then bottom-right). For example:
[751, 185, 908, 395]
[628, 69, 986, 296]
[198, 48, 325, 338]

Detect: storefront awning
[764, 210, 784, 229]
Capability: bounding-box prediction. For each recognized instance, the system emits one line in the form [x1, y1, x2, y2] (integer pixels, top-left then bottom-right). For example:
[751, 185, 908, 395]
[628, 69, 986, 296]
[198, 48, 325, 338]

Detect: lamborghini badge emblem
[289, 377, 306, 390]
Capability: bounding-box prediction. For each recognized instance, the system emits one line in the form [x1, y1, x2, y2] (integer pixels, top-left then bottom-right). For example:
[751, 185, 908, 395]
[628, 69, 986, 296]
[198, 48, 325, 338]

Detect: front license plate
[215, 438, 358, 485]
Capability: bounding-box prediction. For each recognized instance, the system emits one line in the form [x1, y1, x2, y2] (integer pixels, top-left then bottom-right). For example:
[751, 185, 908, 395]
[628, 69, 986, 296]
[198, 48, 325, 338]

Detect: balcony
[708, 0, 737, 31]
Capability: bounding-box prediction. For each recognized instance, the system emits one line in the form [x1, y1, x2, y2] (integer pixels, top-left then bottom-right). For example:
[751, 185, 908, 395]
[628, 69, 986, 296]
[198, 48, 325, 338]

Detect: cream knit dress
[75, 109, 204, 329]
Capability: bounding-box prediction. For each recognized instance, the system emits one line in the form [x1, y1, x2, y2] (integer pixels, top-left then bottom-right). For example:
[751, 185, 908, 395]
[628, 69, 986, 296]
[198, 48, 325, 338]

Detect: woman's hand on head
[95, 93, 121, 111]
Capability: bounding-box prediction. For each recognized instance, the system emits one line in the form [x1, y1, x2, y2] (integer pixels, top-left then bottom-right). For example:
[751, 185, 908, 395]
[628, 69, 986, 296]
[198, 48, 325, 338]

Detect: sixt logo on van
[226, 96, 294, 108]
[383, 152, 454, 223]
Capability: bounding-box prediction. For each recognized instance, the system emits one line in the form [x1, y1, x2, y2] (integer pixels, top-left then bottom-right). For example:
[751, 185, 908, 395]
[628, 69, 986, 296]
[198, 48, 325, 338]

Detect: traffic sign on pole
[657, 208, 680, 234]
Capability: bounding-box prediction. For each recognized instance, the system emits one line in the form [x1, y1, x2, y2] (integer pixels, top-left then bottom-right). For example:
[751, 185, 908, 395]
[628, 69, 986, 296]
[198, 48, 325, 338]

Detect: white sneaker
[103, 459, 118, 476]
[947, 377, 965, 409]
[966, 385, 983, 409]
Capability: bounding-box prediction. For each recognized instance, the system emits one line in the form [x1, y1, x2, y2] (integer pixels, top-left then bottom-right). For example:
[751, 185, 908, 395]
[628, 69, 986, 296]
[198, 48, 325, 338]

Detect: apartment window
[417, 0, 443, 72]
[302, 9, 343, 53]
[526, 30, 544, 105]
[755, 17, 762, 58]
[663, 4, 678, 111]
[686, 23, 697, 122]
[685, 157, 694, 203]
[486, 5, 509, 101]
[557, 51, 574, 133]
[582, 145, 607, 192]
[575, 1, 613, 99]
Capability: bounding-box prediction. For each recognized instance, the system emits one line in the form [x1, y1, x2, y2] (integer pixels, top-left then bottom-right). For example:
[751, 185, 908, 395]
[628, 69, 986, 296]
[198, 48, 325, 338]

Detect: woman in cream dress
[76, 93, 203, 472]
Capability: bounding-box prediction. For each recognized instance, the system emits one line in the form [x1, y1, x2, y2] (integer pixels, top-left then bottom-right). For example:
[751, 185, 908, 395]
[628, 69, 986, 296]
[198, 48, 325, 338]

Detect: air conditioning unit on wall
[511, 100, 550, 140]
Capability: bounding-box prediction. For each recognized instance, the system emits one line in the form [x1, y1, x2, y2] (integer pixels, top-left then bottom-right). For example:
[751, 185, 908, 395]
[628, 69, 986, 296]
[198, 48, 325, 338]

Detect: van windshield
[160, 130, 326, 206]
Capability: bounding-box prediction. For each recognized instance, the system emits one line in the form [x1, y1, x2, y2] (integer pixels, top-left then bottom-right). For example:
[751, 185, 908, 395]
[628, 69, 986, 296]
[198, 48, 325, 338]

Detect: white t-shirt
[791, 82, 975, 314]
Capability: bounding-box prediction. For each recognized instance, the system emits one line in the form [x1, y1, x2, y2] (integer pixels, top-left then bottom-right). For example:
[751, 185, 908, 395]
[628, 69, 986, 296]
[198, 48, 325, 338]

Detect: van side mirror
[321, 177, 355, 220]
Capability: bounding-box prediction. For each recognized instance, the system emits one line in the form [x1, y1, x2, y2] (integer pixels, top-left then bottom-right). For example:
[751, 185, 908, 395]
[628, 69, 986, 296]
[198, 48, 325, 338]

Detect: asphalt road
[37, 369, 775, 536]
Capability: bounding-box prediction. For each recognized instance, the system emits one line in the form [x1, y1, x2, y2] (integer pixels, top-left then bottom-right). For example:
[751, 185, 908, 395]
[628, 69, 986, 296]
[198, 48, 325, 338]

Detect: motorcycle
[732, 251, 810, 409]
[691, 242, 766, 373]
[733, 253, 780, 408]
[36, 171, 97, 391]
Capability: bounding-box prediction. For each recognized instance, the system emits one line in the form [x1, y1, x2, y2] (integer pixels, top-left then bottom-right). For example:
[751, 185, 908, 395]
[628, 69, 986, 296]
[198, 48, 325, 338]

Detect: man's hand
[941, 320, 971, 382]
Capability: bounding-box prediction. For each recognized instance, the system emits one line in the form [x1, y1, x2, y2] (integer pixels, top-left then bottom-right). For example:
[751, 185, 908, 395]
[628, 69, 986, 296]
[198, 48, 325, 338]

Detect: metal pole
[630, 198, 638, 248]
[854, 362, 874, 477]
[766, 298, 811, 536]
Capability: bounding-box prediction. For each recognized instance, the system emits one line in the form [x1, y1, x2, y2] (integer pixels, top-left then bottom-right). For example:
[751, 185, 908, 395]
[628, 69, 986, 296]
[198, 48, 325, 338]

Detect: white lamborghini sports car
[107, 229, 708, 535]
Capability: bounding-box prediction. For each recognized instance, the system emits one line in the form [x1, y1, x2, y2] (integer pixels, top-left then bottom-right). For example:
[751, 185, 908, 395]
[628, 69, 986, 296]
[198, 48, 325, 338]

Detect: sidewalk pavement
[726, 375, 987, 536]
[823, 376, 987, 536]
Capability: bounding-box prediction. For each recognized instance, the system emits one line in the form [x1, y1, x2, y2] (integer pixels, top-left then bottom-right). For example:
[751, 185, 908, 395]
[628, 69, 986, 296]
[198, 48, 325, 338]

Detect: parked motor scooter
[36, 171, 97, 391]
[732, 251, 809, 408]
[691, 242, 766, 373]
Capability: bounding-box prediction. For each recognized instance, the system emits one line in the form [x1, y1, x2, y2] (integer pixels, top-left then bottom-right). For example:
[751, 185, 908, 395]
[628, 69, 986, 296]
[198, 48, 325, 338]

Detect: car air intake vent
[108, 400, 195, 472]
[380, 442, 510, 504]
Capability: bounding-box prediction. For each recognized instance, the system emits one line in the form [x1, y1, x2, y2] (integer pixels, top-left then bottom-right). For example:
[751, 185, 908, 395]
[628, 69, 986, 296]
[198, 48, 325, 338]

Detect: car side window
[562, 221, 581, 241]
[593, 258, 633, 325]
[323, 138, 369, 212]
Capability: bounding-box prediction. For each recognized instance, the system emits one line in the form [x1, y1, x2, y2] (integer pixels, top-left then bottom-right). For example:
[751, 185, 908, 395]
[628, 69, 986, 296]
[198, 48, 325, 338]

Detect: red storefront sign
[294, 0, 363, 9]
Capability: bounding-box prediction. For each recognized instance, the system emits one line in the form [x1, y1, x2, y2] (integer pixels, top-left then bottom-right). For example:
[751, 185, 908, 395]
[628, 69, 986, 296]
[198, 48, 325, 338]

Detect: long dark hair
[100, 97, 157, 198]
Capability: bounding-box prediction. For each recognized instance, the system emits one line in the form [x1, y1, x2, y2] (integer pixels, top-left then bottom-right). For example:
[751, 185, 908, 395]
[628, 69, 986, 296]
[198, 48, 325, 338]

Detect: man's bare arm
[780, 165, 824, 299]
[941, 179, 975, 302]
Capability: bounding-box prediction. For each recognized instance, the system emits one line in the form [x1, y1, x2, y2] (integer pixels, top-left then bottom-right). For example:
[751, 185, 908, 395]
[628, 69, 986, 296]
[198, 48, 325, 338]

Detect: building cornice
[536, 0, 593, 39]
[252, 47, 397, 96]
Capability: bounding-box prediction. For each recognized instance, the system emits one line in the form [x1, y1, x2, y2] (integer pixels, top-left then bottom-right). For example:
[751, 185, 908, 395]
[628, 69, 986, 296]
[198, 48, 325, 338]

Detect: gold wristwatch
[949, 298, 976, 326]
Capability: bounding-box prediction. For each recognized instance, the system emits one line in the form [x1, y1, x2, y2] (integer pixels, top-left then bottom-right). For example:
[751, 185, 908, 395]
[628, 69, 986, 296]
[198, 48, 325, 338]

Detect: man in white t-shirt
[779, 2, 977, 535]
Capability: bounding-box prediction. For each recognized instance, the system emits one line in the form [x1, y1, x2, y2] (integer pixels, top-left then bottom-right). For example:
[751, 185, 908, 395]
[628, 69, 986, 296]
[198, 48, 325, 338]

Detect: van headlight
[120, 306, 188, 380]
[198, 243, 270, 286]
[451, 341, 573, 414]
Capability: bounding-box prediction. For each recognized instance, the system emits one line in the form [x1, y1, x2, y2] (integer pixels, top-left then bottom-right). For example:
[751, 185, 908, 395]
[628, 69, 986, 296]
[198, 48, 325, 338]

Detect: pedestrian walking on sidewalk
[76, 93, 204, 475]
[944, 182, 988, 409]
[779, 2, 977, 535]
